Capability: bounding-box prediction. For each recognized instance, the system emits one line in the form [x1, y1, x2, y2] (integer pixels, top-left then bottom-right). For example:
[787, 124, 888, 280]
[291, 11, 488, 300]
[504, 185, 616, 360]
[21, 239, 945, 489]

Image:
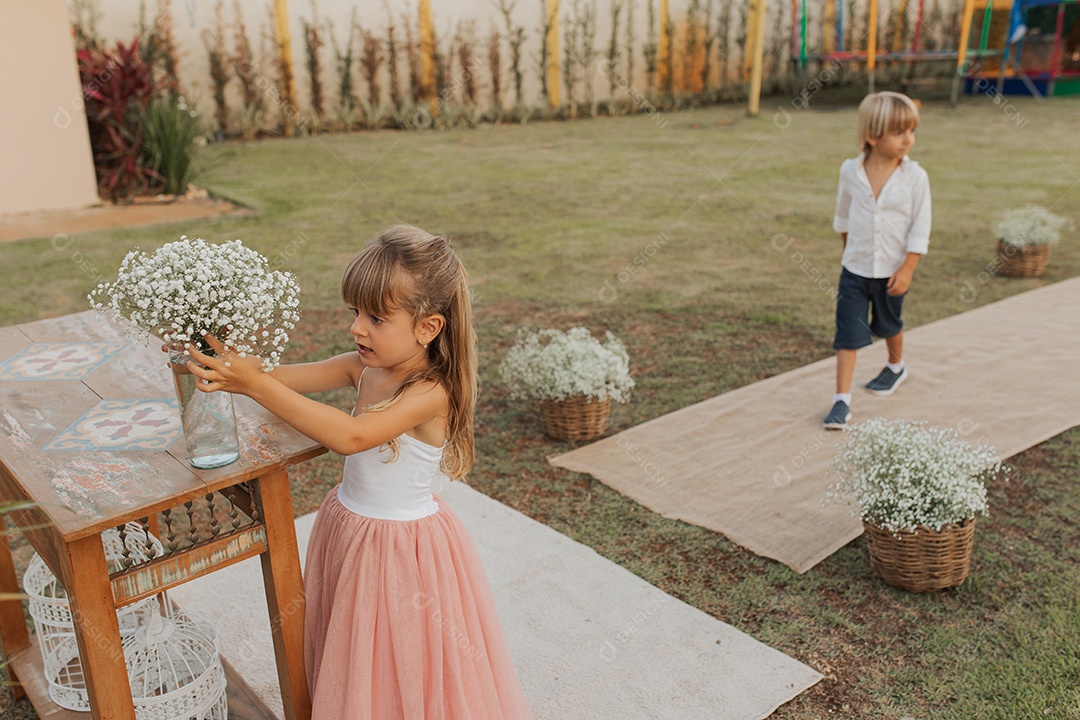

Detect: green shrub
[141, 97, 201, 195]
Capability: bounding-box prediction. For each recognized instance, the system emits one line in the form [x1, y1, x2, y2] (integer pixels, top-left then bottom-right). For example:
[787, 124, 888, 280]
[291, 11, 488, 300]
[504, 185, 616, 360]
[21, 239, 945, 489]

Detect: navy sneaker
[865, 366, 908, 396]
[823, 400, 852, 430]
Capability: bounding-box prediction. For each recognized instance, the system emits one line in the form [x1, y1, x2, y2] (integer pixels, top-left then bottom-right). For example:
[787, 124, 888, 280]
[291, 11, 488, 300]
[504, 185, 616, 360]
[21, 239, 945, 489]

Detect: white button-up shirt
[833, 155, 931, 279]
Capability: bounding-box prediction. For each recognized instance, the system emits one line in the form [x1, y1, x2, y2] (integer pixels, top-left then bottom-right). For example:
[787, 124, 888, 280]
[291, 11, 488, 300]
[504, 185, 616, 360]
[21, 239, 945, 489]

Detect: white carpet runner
[171, 480, 822, 719]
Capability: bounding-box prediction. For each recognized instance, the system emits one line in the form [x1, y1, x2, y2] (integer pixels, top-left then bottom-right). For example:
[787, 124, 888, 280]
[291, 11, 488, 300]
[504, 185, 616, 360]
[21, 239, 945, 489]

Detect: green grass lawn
[1, 93, 1079, 719]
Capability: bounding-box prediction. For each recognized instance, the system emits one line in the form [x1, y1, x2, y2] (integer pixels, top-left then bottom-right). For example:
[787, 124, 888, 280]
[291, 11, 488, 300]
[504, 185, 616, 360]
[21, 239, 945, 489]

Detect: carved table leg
[64, 533, 136, 720]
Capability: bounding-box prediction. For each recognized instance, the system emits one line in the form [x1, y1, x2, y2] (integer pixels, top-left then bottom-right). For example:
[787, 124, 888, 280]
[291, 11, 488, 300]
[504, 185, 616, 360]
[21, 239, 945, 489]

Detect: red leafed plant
[78, 39, 171, 201]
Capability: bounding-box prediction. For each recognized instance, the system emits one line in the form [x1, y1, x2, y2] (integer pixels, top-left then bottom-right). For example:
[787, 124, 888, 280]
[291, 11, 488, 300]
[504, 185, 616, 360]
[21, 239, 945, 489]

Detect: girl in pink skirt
[187, 225, 532, 719]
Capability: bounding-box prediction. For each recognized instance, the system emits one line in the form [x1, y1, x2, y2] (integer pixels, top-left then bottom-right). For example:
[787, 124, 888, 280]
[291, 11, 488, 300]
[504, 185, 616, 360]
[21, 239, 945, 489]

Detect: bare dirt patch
[0, 188, 252, 243]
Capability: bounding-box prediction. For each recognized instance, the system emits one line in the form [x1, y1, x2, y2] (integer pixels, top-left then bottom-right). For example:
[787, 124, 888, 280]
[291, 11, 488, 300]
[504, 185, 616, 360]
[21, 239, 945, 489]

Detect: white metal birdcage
[22, 523, 166, 711]
[124, 597, 228, 720]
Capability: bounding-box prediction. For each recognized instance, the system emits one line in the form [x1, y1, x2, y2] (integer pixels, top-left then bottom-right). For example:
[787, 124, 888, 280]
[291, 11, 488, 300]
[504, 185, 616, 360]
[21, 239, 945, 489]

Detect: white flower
[994, 205, 1074, 248]
[823, 417, 1006, 534]
[498, 327, 635, 403]
[88, 236, 302, 371]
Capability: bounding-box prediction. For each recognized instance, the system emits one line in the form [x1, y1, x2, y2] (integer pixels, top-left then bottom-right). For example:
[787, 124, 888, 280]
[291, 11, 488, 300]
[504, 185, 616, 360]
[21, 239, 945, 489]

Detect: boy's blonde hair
[341, 225, 477, 480]
[857, 92, 920, 155]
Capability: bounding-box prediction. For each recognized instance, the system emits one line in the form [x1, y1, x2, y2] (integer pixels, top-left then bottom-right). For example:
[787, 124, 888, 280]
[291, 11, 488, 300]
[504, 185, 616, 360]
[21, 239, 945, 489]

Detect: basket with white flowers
[824, 417, 1006, 592]
[90, 236, 301, 468]
[498, 327, 634, 441]
[993, 205, 1074, 278]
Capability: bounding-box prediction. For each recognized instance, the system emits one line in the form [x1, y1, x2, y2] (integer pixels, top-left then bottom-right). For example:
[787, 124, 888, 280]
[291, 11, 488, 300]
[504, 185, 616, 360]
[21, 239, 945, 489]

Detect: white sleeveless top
[336, 372, 445, 521]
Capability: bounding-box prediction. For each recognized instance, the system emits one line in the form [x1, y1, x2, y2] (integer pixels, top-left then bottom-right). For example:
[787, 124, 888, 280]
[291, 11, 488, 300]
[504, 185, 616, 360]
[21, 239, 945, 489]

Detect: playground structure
[787, 0, 991, 94]
[746, 0, 1080, 112]
[964, 0, 1080, 96]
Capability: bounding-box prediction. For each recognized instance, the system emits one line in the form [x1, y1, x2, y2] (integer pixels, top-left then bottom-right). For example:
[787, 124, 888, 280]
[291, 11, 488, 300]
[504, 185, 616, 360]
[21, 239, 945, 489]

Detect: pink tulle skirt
[303, 486, 533, 720]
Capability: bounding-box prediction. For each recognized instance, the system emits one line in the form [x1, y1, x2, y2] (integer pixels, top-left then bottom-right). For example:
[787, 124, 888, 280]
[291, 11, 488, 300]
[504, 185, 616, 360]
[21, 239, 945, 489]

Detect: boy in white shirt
[825, 91, 931, 430]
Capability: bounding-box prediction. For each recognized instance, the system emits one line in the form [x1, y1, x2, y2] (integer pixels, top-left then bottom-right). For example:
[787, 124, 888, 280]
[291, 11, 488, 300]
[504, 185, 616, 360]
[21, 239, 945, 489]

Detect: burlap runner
[551, 278, 1080, 572]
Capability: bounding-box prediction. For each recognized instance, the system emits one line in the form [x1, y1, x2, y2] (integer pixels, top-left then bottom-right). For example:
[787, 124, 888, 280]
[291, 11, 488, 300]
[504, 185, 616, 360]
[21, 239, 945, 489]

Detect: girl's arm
[185, 337, 445, 455]
[163, 344, 360, 394]
[230, 372, 445, 455]
[267, 352, 361, 394]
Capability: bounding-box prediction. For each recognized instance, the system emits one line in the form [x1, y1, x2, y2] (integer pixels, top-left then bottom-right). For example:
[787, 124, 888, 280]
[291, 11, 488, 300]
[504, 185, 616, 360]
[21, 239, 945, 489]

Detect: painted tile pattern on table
[0, 342, 127, 381]
[0, 410, 34, 451]
[43, 455, 144, 512]
[43, 399, 182, 452]
[237, 411, 282, 465]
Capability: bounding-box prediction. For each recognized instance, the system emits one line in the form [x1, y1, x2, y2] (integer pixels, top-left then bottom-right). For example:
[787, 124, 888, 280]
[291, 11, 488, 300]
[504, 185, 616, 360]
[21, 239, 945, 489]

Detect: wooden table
[0, 311, 327, 720]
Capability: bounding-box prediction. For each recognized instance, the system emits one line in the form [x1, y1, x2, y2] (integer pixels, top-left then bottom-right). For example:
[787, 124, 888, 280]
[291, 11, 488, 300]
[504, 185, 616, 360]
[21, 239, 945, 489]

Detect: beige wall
[0, 0, 100, 217]
[88, 0, 681, 116]
[91, 0, 541, 113]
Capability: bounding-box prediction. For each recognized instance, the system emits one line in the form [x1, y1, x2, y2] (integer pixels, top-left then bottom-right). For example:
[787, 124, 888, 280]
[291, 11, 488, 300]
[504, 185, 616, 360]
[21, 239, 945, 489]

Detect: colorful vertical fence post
[547, 0, 560, 107]
[419, 0, 436, 104]
[744, 0, 760, 78]
[1048, 0, 1065, 94]
[272, 0, 296, 136]
[868, 0, 879, 90]
[747, 0, 769, 114]
[824, 0, 837, 55]
[800, 0, 809, 67]
[891, 0, 909, 50]
[659, 0, 672, 92]
[911, 0, 926, 53]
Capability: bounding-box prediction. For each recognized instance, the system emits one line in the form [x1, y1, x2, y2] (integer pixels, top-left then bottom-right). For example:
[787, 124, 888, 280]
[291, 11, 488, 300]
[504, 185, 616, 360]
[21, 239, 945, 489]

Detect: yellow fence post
[659, 0, 671, 92]
[891, 0, 910, 51]
[824, 0, 837, 54]
[956, 0, 977, 70]
[272, 0, 296, 137]
[420, 0, 436, 111]
[743, 0, 761, 80]
[951, 0, 978, 104]
[747, 0, 769, 115]
[548, 0, 560, 107]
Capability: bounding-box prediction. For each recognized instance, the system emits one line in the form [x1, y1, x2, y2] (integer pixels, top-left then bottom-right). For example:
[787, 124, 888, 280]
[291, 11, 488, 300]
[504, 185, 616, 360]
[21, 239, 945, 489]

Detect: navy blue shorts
[833, 267, 906, 350]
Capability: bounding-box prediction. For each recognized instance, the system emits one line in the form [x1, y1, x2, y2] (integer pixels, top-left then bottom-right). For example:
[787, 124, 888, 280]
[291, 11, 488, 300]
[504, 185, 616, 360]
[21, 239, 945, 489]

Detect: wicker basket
[862, 517, 975, 593]
[995, 239, 1050, 277]
[539, 396, 611, 442]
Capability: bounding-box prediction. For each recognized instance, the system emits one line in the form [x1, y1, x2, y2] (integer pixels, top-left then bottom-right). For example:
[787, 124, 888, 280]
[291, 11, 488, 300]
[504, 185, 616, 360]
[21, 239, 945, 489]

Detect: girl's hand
[185, 334, 266, 395]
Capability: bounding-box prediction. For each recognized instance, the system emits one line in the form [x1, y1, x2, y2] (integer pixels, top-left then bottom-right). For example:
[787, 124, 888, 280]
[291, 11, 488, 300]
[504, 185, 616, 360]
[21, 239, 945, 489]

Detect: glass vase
[169, 345, 240, 469]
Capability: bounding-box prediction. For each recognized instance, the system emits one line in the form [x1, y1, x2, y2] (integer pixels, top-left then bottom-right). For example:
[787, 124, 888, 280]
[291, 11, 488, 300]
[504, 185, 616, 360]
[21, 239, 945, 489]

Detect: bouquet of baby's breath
[90, 236, 300, 371]
[498, 327, 634, 403]
[824, 418, 1005, 534]
[994, 205, 1074, 248]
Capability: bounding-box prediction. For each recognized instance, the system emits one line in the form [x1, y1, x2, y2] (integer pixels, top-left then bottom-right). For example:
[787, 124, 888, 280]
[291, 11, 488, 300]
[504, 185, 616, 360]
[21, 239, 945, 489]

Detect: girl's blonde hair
[857, 91, 920, 155]
[341, 225, 477, 479]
